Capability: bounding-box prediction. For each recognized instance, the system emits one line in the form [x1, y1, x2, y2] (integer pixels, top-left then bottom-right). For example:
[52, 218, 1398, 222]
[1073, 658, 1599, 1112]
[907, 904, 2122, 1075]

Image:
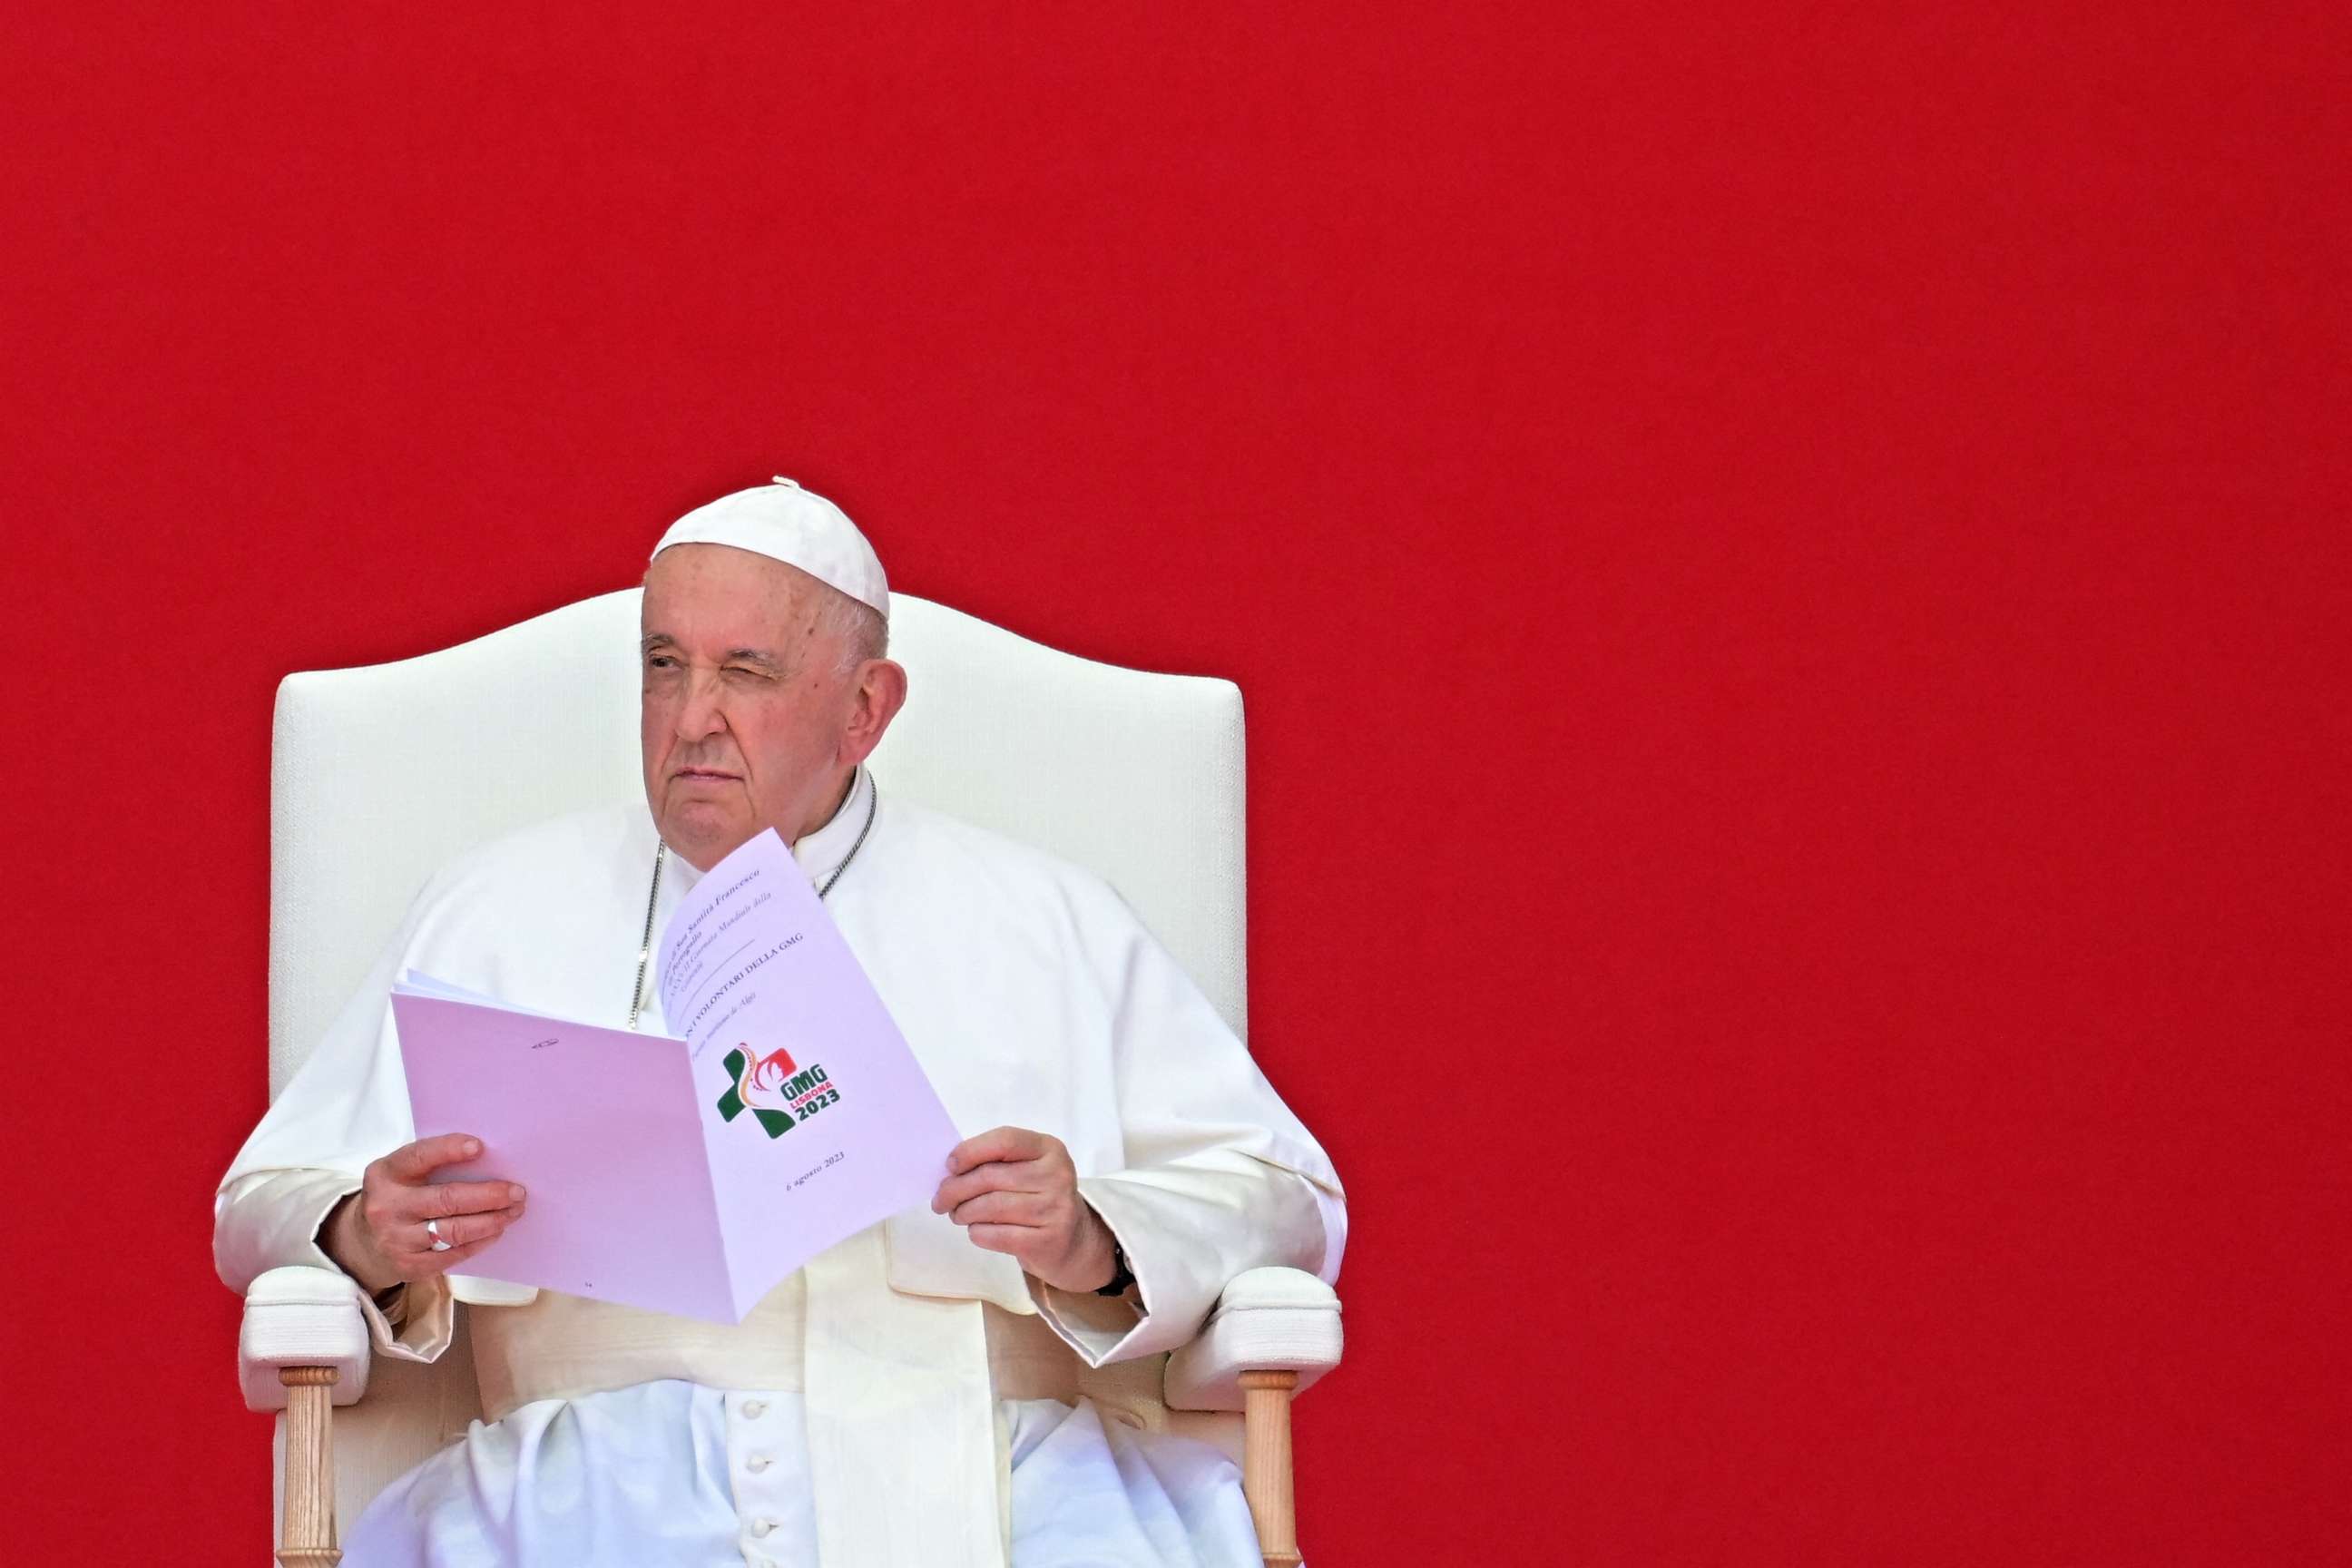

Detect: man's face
[640, 544, 867, 870]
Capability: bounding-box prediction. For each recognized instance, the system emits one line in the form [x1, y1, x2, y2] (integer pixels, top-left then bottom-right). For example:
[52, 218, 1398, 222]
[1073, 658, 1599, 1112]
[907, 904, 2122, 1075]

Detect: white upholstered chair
[237, 589, 1343, 1567]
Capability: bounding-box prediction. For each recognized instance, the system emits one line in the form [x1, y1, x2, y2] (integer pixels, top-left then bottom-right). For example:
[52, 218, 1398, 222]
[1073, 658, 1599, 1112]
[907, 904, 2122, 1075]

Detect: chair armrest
[240, 1265, 372, 1410]
[1163, 1266, 1343, 1412]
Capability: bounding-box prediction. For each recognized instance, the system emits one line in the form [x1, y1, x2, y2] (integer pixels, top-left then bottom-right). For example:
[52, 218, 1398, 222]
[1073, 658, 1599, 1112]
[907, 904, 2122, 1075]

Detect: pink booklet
[392, 828, 962, 1322]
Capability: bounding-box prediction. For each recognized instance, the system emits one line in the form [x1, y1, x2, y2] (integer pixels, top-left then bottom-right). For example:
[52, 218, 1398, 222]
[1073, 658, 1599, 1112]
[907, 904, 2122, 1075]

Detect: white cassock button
[746, 1455, 772, 1473]
[741, 1399, 768, 1419]
[749, 1518, 778, 1538]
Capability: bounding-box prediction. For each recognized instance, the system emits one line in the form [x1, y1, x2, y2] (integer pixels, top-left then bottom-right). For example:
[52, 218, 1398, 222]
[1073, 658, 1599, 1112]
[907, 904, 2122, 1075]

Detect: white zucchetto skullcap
[651, 476, 890, 620]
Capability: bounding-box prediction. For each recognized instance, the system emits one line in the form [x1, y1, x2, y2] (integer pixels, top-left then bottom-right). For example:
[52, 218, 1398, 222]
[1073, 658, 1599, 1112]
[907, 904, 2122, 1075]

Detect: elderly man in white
[214, 479, 1345, 1568]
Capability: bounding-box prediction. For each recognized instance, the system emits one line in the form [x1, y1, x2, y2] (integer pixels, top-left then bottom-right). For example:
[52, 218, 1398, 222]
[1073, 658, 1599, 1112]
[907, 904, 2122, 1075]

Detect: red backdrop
[5, 4, 2347, 1563]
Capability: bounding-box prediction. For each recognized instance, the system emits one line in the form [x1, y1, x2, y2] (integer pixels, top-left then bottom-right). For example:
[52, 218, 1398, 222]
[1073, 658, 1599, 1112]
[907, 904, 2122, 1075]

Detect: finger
[381, 1134, 485, 1182]
[930, 1162, 1043, 1214]
[362, 1180, 518, 1245]
[416, 1180, 528, 1219]
[401, 1230, 504, 1279]
[415, 1202, 524, 1251]
[948, 1191, 1047, 1229]
[963, 1222, 1040, 1260]
[946, 1127, 1048, 1176]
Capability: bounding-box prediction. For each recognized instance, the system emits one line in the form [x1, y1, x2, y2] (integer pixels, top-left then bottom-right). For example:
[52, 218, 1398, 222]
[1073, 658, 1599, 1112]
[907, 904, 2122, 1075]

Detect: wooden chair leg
[278, 1367, 341, 1568]
[1240, 1369, 1301, 1568]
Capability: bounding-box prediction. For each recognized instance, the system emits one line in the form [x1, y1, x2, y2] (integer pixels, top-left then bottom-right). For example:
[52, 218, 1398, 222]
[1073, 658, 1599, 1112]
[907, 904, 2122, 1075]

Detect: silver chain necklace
[627, 775, 879, 1030]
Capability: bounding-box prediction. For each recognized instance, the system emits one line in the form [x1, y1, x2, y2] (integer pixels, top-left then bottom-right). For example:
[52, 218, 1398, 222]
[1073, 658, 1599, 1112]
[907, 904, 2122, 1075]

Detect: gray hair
[813, 583, 889, 678]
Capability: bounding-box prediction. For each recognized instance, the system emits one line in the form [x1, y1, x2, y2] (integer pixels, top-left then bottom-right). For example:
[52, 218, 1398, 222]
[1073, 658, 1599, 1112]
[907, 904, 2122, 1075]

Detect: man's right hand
[322, 1133, 527, 1292]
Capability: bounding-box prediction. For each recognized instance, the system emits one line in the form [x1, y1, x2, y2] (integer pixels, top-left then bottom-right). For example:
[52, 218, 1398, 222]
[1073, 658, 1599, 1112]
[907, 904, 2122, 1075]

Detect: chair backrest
[270, 588, 1250, 1095]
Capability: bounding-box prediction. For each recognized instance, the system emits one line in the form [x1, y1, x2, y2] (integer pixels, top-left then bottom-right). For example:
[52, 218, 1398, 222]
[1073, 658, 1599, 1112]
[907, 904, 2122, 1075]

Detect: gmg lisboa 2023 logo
[716, 1044, 842, 1139]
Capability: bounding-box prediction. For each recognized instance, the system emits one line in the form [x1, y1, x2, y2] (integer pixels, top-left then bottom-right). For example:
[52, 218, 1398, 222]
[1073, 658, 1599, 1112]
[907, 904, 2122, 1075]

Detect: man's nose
[675, 670, 729, 740]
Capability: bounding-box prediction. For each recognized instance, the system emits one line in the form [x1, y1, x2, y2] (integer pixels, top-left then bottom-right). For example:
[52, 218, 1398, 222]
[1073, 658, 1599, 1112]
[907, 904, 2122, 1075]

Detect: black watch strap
[1094, 1237, 1135, 1297]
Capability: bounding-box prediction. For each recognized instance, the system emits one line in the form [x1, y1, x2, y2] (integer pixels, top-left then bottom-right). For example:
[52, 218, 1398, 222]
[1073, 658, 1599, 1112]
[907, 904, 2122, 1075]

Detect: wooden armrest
[240, 1265, 371, 1411]
[1164, 1267, 1342, 1568]
[241, 1267, 367, 1565]
[1163, 1266, 1343, 1412]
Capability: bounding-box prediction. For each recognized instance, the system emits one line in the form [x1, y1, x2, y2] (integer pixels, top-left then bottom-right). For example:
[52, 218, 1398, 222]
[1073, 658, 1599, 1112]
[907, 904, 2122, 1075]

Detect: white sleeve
[1030, 896, 1345, 1367]
[211, 893, 456, 1364]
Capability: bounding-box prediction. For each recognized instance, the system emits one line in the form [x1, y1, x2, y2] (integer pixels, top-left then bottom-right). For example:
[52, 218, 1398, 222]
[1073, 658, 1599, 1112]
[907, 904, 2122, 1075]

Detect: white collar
[789, 764, 875, 889]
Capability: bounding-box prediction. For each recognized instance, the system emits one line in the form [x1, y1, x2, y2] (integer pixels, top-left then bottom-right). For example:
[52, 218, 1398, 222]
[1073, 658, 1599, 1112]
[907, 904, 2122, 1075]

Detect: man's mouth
[674, 767, 740, 782]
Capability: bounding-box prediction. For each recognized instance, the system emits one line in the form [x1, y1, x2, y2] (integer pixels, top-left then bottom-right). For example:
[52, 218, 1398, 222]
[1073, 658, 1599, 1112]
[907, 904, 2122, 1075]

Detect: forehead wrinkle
[642, 554, 829, 671]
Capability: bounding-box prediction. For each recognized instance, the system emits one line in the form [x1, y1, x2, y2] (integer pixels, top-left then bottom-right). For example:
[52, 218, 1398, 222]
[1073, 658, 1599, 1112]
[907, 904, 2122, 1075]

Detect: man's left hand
[932, 1126, 1118, 1294]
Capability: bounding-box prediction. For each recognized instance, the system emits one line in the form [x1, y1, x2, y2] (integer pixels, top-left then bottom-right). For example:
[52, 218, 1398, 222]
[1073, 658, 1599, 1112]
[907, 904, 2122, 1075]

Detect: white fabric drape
[218, 769, 1343, 1567]
[342, 1384, 1262, 1568]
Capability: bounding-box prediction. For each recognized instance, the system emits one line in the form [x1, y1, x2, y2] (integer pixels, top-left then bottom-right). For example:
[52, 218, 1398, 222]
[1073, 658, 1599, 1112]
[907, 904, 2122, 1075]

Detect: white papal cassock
[216, 766, 1345, 1568]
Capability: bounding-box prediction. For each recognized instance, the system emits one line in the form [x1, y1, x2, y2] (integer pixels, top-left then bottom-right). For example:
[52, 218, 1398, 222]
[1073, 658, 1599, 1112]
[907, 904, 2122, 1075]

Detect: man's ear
[840, 659, 908, 766]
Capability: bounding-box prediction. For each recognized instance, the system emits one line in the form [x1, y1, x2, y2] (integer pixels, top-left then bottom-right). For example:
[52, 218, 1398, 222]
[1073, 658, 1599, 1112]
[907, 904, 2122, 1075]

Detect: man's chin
[652, 801, 756, 869]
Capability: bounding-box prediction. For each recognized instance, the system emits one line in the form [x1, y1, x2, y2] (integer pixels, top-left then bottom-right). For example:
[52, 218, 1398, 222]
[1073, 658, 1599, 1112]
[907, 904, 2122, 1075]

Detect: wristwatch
[1094, 1237, 1135, 1297]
